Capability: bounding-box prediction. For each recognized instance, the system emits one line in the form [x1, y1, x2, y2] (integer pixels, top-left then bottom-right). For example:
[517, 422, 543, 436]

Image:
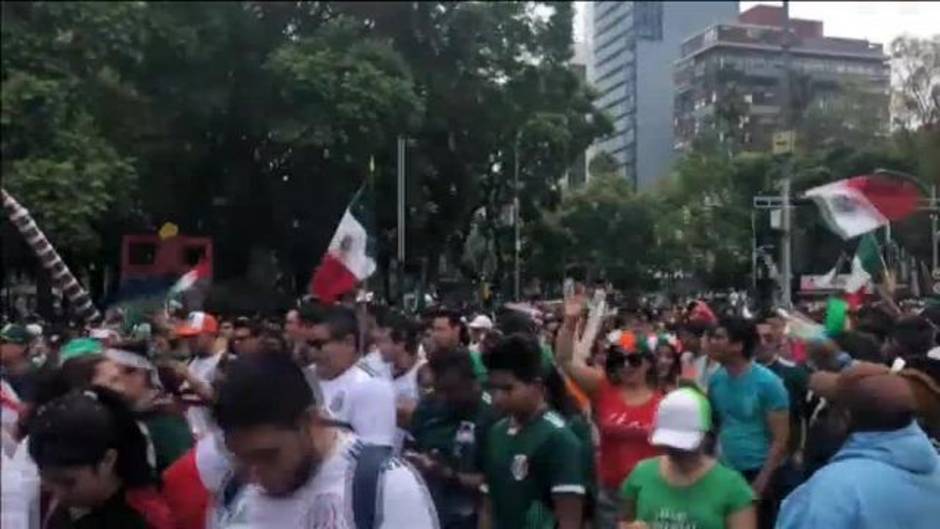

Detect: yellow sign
[772, 131, 796, 154]
[158, 222, 179, 240]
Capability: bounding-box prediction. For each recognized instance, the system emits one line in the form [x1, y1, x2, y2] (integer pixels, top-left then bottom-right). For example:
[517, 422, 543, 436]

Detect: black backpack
[351, 444, 394, 529]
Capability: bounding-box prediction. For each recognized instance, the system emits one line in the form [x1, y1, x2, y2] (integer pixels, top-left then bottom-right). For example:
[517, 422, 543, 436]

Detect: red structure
[120, 234, 213, 284]
[737, 5, 823, 38]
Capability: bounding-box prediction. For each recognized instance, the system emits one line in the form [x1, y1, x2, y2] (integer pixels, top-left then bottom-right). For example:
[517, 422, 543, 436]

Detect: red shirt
[594, 380, 662, 489]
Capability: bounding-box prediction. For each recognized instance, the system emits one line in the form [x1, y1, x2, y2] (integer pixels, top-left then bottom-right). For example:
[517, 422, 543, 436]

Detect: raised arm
[555, 290, 604, 397]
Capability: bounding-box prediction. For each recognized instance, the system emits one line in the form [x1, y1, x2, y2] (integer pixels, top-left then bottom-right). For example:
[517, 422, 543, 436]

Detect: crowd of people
[2, 290, 940, 529]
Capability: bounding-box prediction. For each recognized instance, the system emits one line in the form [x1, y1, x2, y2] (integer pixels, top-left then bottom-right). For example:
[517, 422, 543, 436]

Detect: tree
[891, 35, 940, 131]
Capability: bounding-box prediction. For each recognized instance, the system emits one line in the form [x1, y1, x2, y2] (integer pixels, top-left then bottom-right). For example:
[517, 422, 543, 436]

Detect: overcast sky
[575, 2, 940, 46]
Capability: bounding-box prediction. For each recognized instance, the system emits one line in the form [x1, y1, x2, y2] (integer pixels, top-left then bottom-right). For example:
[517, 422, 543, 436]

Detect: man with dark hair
[211, 356, 438, 528]
[386, 318, 427, 443]
[408, 352, 499, 529]
[480, 333, 585, 529]
[884, 315, 936, 361]
[707, 317, 789, 529]
[232, 317, 263, 358]
[428, 309, 466, 359]
[306, 305, 396, 448]
[777, 370, 940, 529]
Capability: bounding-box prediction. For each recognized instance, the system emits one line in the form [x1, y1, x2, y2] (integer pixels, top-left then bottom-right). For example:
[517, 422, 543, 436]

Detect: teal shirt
[708, 363, 789, 471]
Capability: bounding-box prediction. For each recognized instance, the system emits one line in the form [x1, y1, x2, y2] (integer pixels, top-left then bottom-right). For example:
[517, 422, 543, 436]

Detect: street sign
[933, 268, 940, 281]
[772, 131, 796, 155]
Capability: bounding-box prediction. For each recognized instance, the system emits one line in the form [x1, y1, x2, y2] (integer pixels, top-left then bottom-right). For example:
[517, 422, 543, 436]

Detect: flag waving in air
[804, 171, 924, 239]
[170, 259, 212, 296]
[311, 187, 376, 303]
[844, 233, 886, 308]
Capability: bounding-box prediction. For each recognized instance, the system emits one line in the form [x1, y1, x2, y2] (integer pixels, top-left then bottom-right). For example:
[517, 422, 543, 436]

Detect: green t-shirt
[483, 410, 586, 529]
[140, 410, 194, 474]
[621, 458, 754, 529]
[410, 393, 501, 524]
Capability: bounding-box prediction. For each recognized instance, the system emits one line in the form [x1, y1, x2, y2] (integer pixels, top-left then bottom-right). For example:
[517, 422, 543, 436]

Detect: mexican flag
[844, 234, 885, 307]
[170, 259, 212, 296]
[805, 173, 923, 240]
[310, 187, 376, 303]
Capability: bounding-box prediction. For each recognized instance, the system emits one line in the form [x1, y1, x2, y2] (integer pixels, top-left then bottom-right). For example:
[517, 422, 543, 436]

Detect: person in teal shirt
[706, 318, 789, 529]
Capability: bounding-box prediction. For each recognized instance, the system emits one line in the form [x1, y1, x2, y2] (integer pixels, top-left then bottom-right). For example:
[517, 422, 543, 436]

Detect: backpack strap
[352, 444, 392, 529]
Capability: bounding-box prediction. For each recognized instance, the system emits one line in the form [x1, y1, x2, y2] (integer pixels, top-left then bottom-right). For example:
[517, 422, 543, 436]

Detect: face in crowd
[430, 315, 461, 354]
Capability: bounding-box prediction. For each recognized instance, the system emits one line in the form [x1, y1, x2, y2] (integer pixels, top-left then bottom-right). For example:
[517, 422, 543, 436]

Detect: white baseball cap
[468, 315, 494, 330]
[650, 388, 712, 451]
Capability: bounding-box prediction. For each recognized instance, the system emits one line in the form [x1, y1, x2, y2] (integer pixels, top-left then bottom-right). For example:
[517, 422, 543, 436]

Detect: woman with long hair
[555, 290, 662, 529]
[652, 337, 682, 393]
[27, 387, 176, 529]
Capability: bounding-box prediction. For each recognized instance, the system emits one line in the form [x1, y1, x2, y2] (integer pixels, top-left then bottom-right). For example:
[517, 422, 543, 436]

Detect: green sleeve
[619, 458, 651, 502]
[540, 427, 586, 496]
[720, 465, 756, 514]
[145, 414, 194, 473]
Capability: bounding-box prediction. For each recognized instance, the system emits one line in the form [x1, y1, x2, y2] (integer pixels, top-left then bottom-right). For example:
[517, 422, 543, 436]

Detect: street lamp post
[513, 129, 522, 301]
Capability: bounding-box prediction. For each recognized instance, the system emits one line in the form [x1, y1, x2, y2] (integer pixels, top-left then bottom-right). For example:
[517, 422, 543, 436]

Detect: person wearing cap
[1, 324, 39, 404]
[175, 312, 223, 439]
[468, 314, 493, 352]
[621, 388, 756, 529]
[776, 369, 940, 529]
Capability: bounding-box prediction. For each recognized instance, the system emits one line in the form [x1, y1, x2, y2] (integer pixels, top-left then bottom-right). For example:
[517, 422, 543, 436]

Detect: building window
[634, 2, 662, 41]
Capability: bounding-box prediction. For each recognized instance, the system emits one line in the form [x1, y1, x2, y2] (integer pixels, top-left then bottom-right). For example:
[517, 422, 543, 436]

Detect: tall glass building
[590, 1, 738, 189]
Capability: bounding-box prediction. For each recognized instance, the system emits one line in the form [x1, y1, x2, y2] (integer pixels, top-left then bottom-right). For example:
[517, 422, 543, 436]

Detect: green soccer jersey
[483, 409, 586, 529]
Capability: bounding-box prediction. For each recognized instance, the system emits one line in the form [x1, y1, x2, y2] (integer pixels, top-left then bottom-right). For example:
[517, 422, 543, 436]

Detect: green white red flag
[310, 187, 376, 303]
[804, 173, 923, 239]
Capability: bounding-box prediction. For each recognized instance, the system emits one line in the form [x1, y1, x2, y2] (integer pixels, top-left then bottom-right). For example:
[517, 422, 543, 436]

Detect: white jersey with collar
[317, 362, 397, 447]
[217, 433, 439, 529]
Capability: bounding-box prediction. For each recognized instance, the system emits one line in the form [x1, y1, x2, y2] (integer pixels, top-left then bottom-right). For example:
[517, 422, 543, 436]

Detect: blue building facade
[590, 1, 738, 189]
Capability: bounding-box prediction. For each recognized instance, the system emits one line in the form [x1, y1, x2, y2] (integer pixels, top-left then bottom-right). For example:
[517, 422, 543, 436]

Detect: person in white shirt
[362, 306, 394, 380]
[211, 356, 439, 529]
[384, 318, 428, 452]
[177, 311, 225, 439]
[306, 305, 397, 447]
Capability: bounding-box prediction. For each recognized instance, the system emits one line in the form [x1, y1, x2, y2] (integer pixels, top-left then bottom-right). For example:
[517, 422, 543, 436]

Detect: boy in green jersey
[481, 333, 585, 529]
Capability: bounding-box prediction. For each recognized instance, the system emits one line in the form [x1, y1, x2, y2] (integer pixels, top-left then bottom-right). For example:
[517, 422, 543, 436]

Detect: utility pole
[932, 184, 938, 273]
[513, 130, 522, 301]
[396, 136, 406, 264]
[396, 136, 406, 305]
[778, 0, 794, 309]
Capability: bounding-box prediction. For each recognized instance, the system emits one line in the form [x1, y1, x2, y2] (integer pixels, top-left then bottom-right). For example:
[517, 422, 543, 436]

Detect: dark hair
[28, 387, 156, 487]
[717, 317, 758, 359]
[835, 331, 885, 364]
[427, 308, 469, 345]
[855, 306, 896, 342]
[298, 301, 327, 326]
[891, 316, 935, 357]
[496, 309, 537, 337]
[234, 316, 262, 336]
[213, 356, 315, 432]
[427, 308, 462, 329]
[654, 341, 681, 387]
[483, 333, 542, 384]
[428, 350, 477, 381]
[323, 306, 360, 349]
[390, 318, 420, 355]
[543, 364, 579, 418]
